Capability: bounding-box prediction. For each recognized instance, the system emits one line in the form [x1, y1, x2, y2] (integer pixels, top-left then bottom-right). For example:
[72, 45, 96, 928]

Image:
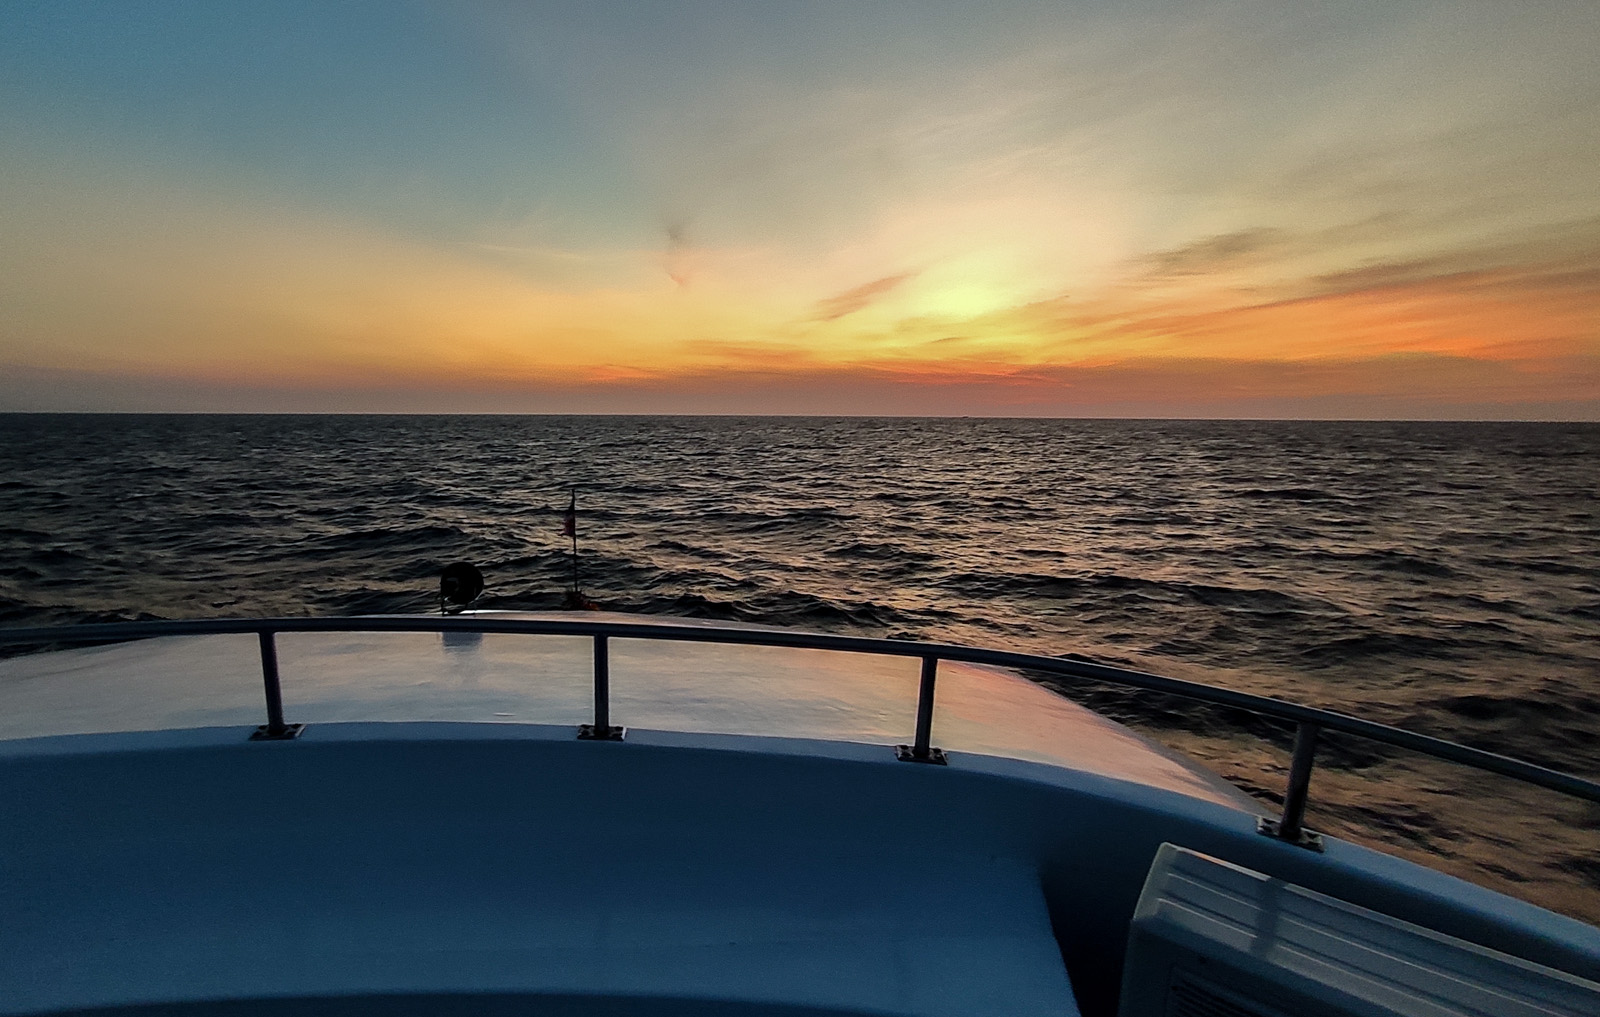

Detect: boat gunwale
[3, 613, 1597, 812]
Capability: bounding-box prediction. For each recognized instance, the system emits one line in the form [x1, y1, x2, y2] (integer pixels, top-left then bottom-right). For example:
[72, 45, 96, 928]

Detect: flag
[561, 489, 576, 538]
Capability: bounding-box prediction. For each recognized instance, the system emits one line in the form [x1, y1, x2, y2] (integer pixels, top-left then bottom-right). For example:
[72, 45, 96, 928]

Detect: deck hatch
[1119, 844, 1600, 1017]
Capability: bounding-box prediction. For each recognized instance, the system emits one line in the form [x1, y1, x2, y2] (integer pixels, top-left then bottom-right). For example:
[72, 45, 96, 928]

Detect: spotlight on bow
[439, 562, 485, 615]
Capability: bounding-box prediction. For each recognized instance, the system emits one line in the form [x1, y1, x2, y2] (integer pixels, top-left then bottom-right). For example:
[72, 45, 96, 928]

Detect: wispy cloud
[1138, 229, 1285, 278]
[663, 221, 696, 289]
[812, 273, 913, 321]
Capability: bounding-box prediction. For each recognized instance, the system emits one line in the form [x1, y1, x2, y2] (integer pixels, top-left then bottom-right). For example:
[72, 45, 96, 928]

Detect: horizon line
[1, 410, 1596, 424]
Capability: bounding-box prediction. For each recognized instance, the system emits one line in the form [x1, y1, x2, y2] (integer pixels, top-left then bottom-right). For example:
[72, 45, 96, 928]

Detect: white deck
[0, 611, 1251, 809]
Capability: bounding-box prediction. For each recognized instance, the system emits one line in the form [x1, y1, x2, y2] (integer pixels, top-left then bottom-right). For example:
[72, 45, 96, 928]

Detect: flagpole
[568, 486, 579, 597]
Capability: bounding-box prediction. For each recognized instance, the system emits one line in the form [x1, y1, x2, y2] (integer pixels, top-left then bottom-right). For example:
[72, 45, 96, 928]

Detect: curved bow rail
[2, 615, 1597, 851]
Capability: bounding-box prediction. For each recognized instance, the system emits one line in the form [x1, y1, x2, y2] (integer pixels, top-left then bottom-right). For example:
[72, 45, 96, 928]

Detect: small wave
[1427, 693, 1588, 723]
[610, 588, 918, 632]
[734, 508, 854, 533]
[644, 540, 736, 563]
[824, 540, 932, 563]
[936, 570, 1318, 615]
[1295, 547, 1461, 579]
[0, 524, 50, 541]
[1298, 631, 1468, 665]
[1236, 487, 1340, 502]
[1507, 557, 1597, 577]
[1565, 602, 1600, 621]
[177, 511, 261, 527]
[286, 524, 472, 554]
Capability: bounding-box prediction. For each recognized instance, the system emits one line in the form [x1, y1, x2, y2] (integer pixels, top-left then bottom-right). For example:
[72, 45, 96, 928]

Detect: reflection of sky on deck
[0, 614, 1249, 808]
[1, 2, 1596, 417]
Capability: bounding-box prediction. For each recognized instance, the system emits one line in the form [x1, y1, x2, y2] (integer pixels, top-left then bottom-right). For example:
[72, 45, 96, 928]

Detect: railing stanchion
[579, 632, 624, 740]
[595, 633, 609, 730]
[1259, 721, 1321, 849]
[249, 630, 301, 741]
[897, 654, 947, 764]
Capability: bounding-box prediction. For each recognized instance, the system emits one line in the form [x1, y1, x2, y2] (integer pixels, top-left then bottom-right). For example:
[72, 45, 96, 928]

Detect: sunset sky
[2, 1, 1597, 417]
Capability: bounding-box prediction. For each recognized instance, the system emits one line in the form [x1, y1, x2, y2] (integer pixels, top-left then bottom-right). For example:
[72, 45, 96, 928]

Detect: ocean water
[2, 414, 1599, 911]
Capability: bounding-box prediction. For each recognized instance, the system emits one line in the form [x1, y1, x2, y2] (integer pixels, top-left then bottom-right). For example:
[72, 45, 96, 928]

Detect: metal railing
[3, 614, 1598, 850]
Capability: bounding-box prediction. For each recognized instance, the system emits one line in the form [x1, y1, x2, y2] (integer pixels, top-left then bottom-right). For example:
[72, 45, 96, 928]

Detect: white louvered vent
[1166, 974, 1289, 1017]
[1118, 844, 1600, 1017]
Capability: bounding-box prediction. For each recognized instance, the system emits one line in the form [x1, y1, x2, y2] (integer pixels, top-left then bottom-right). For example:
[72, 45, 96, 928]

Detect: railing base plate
[249, 723, 305, 742]
[1257, 816, 1324, 852]
[895, 745, 948, 765]
[578, 724, 626, 741]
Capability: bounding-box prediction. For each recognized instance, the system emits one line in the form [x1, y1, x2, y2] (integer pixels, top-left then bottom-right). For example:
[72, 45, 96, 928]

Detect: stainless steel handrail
[2, 615, 1597, 847]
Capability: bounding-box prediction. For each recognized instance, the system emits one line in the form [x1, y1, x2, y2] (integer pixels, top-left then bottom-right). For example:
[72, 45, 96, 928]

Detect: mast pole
[569, 486, 579, 596]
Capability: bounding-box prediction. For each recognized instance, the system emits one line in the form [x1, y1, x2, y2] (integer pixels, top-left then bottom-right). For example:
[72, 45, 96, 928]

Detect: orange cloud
[812, 273, 915, 321]
[1099, 262, 1600, 365]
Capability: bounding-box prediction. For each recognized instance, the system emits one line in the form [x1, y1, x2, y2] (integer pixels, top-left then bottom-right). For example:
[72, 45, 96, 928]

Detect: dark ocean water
[2, 414, 1598, 776]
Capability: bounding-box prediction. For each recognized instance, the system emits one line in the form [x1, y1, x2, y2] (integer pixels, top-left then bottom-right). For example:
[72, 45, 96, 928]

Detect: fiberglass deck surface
[0, 611, 1250, 809]
[0, 724, 1081, 1017]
